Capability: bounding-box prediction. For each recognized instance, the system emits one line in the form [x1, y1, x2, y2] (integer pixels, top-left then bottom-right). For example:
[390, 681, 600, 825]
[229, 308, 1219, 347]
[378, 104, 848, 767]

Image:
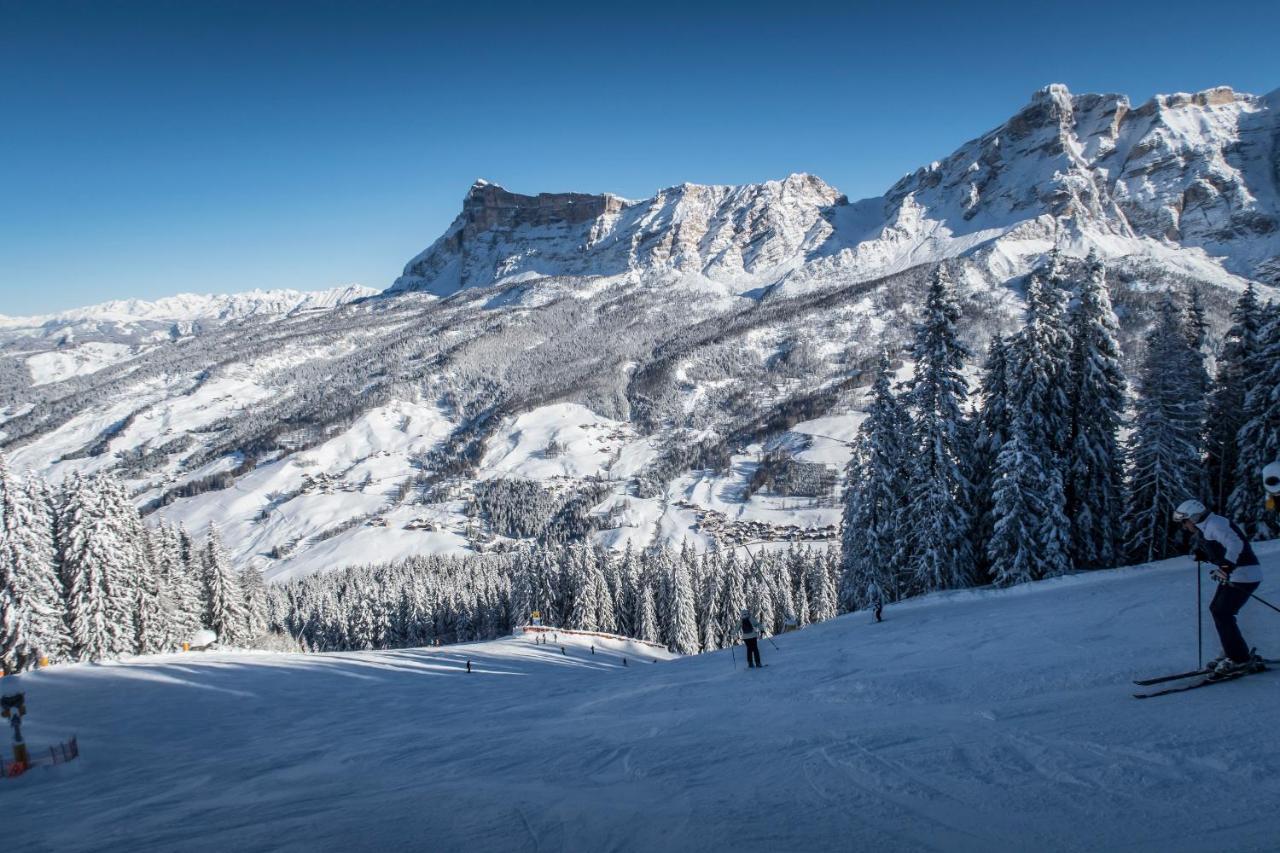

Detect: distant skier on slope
[740, 609, 763, 669]
[1173, 499, 1264, 677]
[1264, 461, 1280, 512]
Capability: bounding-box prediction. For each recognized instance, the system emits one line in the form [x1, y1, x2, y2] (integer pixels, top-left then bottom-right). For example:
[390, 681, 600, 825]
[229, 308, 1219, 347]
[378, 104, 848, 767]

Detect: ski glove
[1210, 565, 1234, 584]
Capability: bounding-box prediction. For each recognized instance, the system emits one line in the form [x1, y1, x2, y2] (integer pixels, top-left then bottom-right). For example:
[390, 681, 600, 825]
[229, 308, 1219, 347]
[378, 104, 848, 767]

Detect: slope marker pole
[1196, 560, 1203, 670]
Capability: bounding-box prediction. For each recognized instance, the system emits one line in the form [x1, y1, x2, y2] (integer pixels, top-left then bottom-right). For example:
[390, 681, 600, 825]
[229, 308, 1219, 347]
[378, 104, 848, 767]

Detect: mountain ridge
[1, 82, 1277, 580]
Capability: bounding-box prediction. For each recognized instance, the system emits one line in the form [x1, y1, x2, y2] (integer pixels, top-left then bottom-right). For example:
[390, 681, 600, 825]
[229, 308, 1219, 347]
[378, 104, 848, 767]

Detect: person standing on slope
[1173, 500, 1263, 676]
[740, 609, 763, 669]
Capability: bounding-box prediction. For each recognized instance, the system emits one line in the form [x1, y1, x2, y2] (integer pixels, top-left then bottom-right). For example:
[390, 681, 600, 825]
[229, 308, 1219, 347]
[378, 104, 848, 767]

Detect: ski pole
[767, 636, 780, 651]
[731, 644, 737, 669]
[1196, 559, 1203, 670]
[1249, 592, 1280, 616]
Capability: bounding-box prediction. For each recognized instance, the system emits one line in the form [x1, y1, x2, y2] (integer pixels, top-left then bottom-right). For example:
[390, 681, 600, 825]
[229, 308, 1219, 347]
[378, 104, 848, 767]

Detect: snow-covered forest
[841, 254, 1280, 610]
[3, 257, 1279, 674]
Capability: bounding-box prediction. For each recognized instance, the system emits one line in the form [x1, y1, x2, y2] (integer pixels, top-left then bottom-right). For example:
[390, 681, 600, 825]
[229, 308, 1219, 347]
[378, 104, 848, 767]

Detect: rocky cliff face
[393, 84, 1280, 299]
[391, 173, 848, 294]
[863, 84, 1279, 285]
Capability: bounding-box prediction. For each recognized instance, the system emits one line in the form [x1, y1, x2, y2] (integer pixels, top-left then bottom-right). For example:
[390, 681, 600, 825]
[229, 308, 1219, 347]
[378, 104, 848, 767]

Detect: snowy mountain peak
[390, 173, 848, 296]
[392, 84, 1278, 303]
[0, 285, 379, 334]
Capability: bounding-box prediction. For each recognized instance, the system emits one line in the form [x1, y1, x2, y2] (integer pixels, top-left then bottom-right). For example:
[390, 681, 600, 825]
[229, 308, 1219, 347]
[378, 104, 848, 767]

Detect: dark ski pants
[745, 637, 761, 668]
[1210, 581, 1259, 663]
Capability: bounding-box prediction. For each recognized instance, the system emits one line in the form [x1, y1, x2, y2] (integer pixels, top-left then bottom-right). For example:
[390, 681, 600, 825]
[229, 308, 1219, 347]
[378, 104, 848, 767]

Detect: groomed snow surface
[9, 545, 1280, 852]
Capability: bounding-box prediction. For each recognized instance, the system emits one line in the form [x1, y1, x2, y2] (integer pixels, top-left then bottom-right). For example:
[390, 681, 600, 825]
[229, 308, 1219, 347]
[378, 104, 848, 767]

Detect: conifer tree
[1124, 301, 1209, 562]
[901, 266, 975, 593]
[242, 565, 269, 641]
[806, 548, 837, 623]
[203, 523, 246, 645]
[1207, 284, 1261, 511]
[986, 421, 1039, 586]
[635, 579, 659, 644]
[1009, 274, 1072, 466]
[99, 475, 149, 656]
[840, 354, 911, 610]
[1229, 304, 1280, 537]
[744, 549, 775, 638]
[615, 541, 639, 638]
[1065, 252, 1127, 569]
[697, 550, 722, 650]
[718, 549, 747, 640]
[58, 473, 120, 661]
[0, 456, 68, 673]
[664, 552, 699, 655]
[971, 336, 1011, 581]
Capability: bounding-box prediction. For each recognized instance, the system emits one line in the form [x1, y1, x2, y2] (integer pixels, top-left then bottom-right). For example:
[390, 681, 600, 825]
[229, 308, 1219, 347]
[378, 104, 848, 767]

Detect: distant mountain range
[2, 83, 1276, 579]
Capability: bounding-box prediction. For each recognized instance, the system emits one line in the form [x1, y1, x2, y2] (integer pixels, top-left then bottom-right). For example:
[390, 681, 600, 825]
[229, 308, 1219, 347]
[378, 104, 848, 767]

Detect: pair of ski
[1132, 659, 1276, 699]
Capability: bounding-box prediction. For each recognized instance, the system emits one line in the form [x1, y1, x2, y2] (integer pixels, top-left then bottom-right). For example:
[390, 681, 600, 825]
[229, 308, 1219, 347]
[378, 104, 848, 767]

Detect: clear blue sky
[2, 0, 1277, 315]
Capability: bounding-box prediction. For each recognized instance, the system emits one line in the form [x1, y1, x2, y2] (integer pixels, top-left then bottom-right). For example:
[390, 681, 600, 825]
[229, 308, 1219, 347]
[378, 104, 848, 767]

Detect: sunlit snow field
[8, 544, 1280, 852]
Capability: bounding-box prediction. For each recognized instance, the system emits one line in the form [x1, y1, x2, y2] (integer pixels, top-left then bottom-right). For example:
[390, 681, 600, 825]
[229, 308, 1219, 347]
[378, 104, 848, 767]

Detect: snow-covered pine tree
[167, 523, 206, 642]
[718, 548, 747, 643]
[1206, 284, 1261, 511]
[242, 565, 269, 641]
[697, 549, 722, 650]
[840, 354, 911, 610]
[1229, 302, 1280, 537]
[901, 265, 976, 594]
[635, 579, 659, 644]
[0, 456, 69, 673]
[20, 472, 69, 662]
[1183, 285, 1211, 354]
[971, 336, 1012, 582]
[592, 548, 617, 635]
[1009, 274, 1073, 467]
[202, 522, 247, 645]
[57, 473, 120, 661]
[986, 420, 1041, 586]
[99, 475, 150, 656]
[806, 547, 838, 623]
[743, 548, 775, 639]
[1065, 252, 1127, 570]
[664, 550, 699, 655]
[1181, 286, 1212, 499]
[1124, 301, 1209, 563]
[768, 551, 795, 633]
[567, 546, 603, 632]
[789, 548, 811, 627]
[615, 541, 639, 638]
[132, 533, 166, 655]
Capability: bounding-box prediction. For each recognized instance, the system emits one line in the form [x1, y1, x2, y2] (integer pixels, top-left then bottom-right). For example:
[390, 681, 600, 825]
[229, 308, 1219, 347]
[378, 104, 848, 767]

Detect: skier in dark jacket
[1174, 499, 1263, 676]
[740, 609, 763, 669]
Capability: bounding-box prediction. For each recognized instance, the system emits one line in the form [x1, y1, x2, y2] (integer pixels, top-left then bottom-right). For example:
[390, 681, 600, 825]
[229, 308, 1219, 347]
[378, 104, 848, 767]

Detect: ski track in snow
[8, 546, 1280, 852]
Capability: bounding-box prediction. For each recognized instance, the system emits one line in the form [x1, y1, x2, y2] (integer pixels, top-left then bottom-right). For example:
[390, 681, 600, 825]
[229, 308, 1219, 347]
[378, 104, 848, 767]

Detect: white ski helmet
[1172, 499, 1208, 523]
[1264, 461, 1280, 497]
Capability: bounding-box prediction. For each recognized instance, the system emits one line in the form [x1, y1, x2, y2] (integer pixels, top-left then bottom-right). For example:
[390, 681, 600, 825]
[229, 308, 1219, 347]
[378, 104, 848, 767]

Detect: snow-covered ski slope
[10, 545, 1280, 852]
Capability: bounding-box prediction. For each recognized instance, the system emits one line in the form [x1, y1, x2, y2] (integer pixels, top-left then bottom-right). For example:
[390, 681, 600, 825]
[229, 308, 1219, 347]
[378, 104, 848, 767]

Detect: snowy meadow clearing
[7, 544, 1280, 852]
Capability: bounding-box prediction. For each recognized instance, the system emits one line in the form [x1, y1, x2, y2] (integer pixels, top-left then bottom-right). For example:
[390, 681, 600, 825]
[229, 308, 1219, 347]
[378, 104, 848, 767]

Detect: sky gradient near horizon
[2, 0, 1278, 315]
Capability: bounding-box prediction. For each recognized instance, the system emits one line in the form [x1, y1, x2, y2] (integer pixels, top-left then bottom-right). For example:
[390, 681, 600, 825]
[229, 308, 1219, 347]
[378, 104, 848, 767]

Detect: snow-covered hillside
[8, 545, 1280, 851]
[1, 83, 1277, 578]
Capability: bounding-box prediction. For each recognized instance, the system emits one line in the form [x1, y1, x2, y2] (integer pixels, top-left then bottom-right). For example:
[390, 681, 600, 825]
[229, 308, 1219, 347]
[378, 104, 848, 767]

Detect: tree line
[839, 253, 1279, 611]
[0, 457, 275, 674]
[270, 542, 839, 655]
